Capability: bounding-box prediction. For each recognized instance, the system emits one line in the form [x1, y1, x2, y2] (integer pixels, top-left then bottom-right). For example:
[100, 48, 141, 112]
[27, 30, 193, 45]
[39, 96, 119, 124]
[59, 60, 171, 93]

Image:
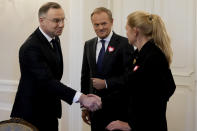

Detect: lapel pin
[133, 65, 139, 72]
[133, 58, 136, 64]
[108, 46, 114, 52]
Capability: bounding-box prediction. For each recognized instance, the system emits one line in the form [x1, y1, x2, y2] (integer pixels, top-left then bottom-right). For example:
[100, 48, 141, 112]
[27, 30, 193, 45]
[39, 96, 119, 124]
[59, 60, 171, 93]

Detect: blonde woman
[105, 11, 176, 131]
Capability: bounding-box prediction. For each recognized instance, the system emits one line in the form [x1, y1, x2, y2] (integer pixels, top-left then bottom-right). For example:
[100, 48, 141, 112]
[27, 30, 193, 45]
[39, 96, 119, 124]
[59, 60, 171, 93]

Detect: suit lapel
[90, 38, 98, 73]
[54, 37, 64, 76]
[35, 28, 63, 79]
[102, 33, 119, 72]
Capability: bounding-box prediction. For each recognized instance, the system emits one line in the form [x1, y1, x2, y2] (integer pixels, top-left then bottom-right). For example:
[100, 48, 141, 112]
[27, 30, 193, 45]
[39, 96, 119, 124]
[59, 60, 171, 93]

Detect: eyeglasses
[43, 17, 66, 24]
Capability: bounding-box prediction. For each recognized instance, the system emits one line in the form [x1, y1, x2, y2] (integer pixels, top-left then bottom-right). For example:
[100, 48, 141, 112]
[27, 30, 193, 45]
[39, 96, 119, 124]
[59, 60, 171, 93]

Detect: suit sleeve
[106, 40, 134, 91]
[81, 42, 91, 94]
[20, 44, 76, 105]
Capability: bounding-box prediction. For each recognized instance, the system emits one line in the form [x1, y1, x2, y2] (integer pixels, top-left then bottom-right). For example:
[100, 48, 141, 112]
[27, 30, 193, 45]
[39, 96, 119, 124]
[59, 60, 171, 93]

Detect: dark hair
[38, 2, 61, 18]
[91, 7, 113, 22]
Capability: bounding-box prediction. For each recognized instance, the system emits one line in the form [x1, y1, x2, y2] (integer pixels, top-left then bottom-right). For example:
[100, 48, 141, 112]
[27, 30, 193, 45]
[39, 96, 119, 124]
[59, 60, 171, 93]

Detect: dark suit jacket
[11, 28, 76, 128]
[117, 40, 175, 131]
[81, 32, 134, 130]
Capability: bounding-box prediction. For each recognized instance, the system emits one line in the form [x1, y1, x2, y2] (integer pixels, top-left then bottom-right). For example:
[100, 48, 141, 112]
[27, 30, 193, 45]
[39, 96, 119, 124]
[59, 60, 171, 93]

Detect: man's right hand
[81, 109, 91, 125]
[79, 94, 102, 111]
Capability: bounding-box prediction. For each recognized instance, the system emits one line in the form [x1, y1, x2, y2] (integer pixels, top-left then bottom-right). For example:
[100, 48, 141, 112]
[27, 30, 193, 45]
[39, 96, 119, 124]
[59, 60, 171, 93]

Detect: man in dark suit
[10, 2, 101, 131]
[81, 7, 134, 131]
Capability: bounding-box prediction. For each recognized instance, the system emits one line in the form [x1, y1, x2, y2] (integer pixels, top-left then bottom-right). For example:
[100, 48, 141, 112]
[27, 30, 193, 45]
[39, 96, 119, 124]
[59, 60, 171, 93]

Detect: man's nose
[59, 21, 64, 28]
[98, 25, 104, 30]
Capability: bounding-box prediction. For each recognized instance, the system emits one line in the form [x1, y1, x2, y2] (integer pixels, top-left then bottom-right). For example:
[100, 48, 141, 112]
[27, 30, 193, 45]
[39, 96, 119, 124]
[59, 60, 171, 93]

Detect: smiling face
[91, 12, 113, 39]
[40, 8, 65, 38]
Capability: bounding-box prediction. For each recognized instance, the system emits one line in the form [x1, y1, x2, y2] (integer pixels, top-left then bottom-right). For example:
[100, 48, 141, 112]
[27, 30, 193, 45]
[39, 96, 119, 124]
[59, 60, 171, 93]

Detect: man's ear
[39, 17, 44, 25]
[111, 18, 114, 24]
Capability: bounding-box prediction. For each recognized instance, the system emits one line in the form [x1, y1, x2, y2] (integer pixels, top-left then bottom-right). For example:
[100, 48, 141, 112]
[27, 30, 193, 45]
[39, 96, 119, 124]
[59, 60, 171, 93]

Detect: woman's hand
[106, 120, 131, 131]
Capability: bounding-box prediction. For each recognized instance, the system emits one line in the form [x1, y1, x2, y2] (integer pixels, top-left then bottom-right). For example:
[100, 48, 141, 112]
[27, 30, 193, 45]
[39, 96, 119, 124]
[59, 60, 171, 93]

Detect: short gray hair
[91, 7, 113, 22]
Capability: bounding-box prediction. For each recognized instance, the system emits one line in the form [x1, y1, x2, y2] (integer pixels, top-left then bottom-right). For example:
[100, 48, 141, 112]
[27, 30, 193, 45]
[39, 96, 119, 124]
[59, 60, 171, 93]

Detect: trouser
[90, 110, 108, 131]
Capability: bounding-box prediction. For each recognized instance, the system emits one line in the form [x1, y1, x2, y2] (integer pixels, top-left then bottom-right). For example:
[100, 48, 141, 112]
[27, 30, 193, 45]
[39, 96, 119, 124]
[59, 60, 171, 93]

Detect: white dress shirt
[95, 31, 113, 88]
[96, 31, 113, 62]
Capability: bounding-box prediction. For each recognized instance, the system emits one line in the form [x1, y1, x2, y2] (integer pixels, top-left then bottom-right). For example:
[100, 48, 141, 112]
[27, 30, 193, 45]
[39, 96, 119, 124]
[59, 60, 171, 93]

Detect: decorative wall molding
[0, 79, 18, 121]
[173, 75, 195, 89]
[0, 80, 18, 92]
[67, 0, 84, 131]
[0, 80, 18, 85]
[172, 70, 194, 77]
[167, 84, 195, 131]
[0, 103, 13, 112]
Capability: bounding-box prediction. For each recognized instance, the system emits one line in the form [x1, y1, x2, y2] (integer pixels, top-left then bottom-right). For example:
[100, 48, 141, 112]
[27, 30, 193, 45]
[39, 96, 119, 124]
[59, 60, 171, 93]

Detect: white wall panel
[111, 0, 154, 36]
[112, 0, 195, 76]
[154, 0, 195, 76]
[0, 80, 18, 121]
[67, 0, 84, 131]
[167, 86, 195, 131]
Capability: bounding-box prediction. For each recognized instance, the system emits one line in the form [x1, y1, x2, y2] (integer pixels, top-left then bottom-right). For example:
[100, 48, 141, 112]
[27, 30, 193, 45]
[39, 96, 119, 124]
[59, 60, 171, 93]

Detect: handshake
[79, 94, 102, 112]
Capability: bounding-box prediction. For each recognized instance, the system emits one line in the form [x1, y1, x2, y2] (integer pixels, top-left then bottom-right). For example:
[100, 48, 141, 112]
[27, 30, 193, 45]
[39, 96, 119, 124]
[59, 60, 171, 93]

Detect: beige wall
[0, 0, 196, 131]
[0, 0, 70, 79]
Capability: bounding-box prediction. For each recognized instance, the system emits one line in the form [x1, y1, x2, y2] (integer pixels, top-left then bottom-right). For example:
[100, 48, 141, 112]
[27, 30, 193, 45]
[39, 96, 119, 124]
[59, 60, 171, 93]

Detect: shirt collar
[97, 30, 113, 42]
[39, 27, 54, 42]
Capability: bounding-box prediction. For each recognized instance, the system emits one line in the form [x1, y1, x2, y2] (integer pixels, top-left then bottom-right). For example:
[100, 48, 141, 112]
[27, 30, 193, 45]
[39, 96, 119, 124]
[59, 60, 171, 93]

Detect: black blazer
[11, 28, 76, 121]
[81, 32, 134, 128]
[81, 32, 134, 94]
[126, 40, 176, 131]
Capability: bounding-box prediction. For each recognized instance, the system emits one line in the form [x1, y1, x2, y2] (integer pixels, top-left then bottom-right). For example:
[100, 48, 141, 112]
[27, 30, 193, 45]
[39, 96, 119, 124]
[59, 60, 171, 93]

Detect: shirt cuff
[105, 80, 108, 88]
[73, 91, 82, 103]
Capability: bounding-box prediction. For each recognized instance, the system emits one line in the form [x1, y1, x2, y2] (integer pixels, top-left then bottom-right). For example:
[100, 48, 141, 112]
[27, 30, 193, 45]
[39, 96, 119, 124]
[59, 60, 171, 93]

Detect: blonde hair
[127, 11, 173, 65]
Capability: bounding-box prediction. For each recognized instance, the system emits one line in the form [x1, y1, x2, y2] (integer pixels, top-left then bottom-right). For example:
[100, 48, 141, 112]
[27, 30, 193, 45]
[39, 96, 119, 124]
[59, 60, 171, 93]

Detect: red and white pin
[108, 46, 114, 52]
[133, 65, 139, 72]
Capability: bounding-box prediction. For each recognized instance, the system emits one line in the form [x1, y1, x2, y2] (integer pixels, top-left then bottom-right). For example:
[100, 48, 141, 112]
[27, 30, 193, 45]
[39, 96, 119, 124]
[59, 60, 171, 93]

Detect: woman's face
[125, 23, 136, 45]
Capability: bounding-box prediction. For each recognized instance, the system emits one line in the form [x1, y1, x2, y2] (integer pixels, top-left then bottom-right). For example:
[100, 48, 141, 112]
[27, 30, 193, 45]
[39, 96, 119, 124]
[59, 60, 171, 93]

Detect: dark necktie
[97, 39, 105, 74]
[51, 39, 61, 63]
